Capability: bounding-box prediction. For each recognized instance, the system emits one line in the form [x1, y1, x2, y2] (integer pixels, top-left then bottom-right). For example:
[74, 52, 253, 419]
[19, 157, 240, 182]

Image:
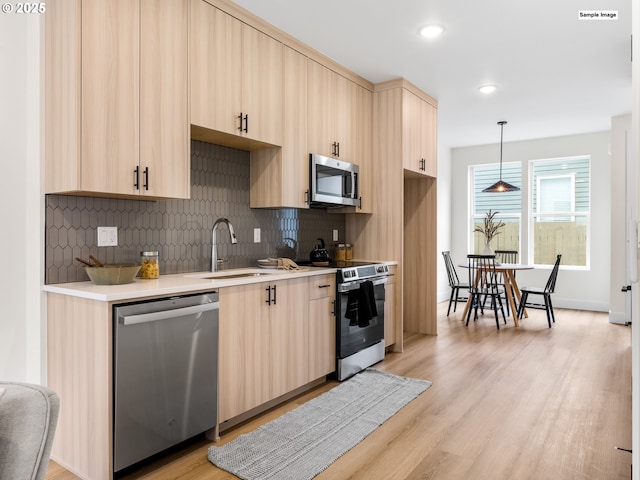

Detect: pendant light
[482, 121, 520, 193]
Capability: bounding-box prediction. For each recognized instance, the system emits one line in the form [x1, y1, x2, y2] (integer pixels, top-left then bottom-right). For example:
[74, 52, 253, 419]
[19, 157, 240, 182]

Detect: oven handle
[338, 276, 389, 292]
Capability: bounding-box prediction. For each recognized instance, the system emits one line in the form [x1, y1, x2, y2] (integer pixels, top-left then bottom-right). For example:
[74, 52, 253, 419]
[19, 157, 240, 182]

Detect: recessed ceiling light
[478, 84, 498, 94]
[419, 24, 445, 39]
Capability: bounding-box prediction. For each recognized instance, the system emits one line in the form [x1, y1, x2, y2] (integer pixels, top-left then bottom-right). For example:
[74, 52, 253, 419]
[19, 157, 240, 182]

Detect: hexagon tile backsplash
[45, 141, 345, 284]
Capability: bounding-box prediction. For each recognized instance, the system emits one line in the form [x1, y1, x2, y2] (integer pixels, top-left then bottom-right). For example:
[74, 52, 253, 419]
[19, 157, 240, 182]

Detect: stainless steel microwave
[309, 153, 360, 208]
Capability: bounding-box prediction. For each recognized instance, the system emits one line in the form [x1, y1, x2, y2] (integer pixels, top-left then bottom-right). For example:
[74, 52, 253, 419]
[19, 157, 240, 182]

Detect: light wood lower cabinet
[218, 275, 336, 423]
[47, 293, 113, 480]
[384, 265, 398, 348]
[217, 282, 272, 422]
[308, 274, 336, 379]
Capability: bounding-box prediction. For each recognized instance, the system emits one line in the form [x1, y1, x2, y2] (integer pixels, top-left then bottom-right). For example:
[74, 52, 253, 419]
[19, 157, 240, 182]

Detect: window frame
[528, 155, 591, 270]
[468, 161, 522, 255]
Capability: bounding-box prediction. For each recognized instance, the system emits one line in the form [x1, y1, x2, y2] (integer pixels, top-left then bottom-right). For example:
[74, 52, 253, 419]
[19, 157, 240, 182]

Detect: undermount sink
[184, 269, 279, 280]
[198, 272, 271, 279]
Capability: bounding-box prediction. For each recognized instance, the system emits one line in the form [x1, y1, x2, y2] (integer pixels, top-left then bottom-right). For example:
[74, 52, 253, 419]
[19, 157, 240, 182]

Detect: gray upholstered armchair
[0, 382, 60, 480]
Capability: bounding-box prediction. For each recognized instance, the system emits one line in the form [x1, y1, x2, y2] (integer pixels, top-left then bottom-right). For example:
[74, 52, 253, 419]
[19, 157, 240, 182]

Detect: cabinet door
[218, 284, 271, 422]
[402, 90, 424, 175]
[307, 60, 336, 157]
[308, 274, 336, 379]
[333, 74, 353, 161]
[190, 1, 242, 135]
[250, 46, 308, 209]
[384, 272, 397, 347]
[270, 278, 309, 398]
[81, 0, 140, 196]
[242, 25, 284, 145]
[140, 0, 189, 199]
[282, 46, 309, 208]
[352, 84, 373, 213]
[422, 101, 438, 177]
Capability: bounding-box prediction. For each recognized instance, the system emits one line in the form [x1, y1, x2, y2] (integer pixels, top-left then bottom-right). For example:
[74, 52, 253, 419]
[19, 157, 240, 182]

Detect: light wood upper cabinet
[140, 0, 190, 198]
[308, 60, 373, 213]
[341, 83, 373, 214]
[190, 0, 283, 146]
[45, 0, 190, 199]
[190, 0, 242, 140]
[307, 60, 356, 160]
[242, 25, 284, 145]
[250, 46, 308, 209]
[402, 89, 437, 177]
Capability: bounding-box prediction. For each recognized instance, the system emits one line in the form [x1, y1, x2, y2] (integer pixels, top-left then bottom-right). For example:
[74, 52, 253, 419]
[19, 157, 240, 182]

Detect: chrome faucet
[211, 218, 237, 271]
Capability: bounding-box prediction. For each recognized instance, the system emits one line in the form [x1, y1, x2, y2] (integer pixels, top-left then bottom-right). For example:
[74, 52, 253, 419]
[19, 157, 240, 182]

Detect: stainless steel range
[335, 261, 390, 381]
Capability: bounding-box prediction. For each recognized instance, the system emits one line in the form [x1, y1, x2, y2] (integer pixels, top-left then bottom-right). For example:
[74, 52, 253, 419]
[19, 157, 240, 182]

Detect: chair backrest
[442, 251, 460, 287]
[495, 250, 518, 264]
[0, 382, 59, 480]
[545, 254, 562, 293]
[467, 254, 500, 294]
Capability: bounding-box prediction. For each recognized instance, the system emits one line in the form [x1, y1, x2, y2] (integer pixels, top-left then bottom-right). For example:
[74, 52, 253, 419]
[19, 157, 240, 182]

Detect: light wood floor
[47, 303, 632, 480]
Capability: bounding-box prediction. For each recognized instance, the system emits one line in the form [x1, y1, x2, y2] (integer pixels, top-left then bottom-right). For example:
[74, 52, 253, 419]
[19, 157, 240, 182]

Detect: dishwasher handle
[120, 302, 219, 326]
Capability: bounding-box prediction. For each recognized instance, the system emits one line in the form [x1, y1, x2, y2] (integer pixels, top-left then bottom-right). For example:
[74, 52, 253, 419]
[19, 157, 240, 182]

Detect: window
[530, 156, 590, 267]
[470, 163, 521, 253]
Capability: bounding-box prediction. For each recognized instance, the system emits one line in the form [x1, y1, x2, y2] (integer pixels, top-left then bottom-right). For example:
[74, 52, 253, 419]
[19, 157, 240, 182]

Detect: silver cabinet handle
[121, 302, 219, 325]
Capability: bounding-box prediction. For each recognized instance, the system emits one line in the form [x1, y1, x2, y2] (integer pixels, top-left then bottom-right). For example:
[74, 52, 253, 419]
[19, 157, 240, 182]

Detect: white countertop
[43, 267, 337, 302]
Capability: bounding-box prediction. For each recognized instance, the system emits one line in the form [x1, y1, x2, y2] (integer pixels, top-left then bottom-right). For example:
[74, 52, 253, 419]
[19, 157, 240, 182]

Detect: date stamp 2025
[2, 3, 46, 14]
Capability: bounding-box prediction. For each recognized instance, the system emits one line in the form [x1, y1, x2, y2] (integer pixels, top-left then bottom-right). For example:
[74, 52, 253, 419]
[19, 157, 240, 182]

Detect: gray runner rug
[207, 368, 432, 480]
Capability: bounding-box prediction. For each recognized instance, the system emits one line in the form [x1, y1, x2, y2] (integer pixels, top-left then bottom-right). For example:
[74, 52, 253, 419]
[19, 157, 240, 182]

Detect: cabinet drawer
[308, 274, 335, 300]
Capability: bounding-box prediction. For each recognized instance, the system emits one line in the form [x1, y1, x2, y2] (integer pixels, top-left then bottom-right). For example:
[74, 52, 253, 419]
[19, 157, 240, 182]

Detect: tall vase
[482, 243, 494, 255]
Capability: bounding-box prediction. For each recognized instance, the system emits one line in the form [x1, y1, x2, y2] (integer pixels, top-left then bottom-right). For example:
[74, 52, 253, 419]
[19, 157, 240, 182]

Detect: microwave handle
[351, 172, 356, 199]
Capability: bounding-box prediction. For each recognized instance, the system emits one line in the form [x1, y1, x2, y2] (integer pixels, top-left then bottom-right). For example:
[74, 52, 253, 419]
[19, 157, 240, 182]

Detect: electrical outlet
[333, 229, 339, 242]
[97, 226, 118, 247]
[254, 228, 261, 243]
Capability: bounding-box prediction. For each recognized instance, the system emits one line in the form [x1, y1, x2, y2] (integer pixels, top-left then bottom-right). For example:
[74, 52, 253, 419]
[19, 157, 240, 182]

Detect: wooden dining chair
[466, 254, 506, 329]
[517, 254, 562, 327]
[442, 251, 469, 316]
[494, 250, 519, 315]
[495, 250, 518, 264]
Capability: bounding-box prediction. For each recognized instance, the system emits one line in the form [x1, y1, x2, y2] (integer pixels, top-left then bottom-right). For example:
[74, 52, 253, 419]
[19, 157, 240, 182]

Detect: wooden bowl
[84, 264, 141, 285]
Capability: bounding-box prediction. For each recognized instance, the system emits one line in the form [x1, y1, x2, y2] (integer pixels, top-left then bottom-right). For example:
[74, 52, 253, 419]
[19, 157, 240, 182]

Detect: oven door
[336, 277, 386, 359]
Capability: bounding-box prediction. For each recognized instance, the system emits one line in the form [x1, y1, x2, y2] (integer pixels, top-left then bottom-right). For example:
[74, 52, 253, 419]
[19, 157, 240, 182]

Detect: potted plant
[474, 210, 505, 255]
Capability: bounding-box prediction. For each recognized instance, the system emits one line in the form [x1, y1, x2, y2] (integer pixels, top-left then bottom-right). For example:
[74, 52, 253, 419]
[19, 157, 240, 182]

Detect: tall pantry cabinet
[346, 78, 438, 343]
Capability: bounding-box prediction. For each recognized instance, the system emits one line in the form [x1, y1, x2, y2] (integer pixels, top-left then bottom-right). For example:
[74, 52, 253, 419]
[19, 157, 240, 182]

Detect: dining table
[459, 263, 534, 327]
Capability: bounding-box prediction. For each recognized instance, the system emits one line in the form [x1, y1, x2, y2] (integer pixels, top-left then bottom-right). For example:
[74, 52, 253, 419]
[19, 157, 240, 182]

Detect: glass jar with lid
[345, 243, 353, 260]
[140, 251, 160, 279]
[334, 244, 347, 261]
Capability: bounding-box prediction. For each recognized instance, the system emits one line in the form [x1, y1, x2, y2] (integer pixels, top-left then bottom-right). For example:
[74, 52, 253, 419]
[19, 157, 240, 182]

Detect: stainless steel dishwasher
[113, 292, 219, 473]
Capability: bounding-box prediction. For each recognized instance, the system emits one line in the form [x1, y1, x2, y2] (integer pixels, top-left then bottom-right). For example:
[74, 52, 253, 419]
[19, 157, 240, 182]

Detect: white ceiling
[232, 0, 631, 149]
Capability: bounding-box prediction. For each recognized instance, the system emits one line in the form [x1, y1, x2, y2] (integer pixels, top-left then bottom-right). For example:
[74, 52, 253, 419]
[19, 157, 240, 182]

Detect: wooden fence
[473, 221, 586, 266]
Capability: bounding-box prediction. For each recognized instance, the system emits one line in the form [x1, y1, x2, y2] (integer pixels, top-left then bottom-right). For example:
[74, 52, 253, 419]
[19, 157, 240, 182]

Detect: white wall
[451, 131, 612, 312]
[436, 143, 452, 302]
[610, 114, 632, 324]
[0, 13, 43, 382]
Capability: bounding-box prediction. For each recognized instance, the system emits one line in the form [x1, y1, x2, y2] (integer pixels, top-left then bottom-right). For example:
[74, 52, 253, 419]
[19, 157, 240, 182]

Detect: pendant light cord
[499, 121, 505, 180]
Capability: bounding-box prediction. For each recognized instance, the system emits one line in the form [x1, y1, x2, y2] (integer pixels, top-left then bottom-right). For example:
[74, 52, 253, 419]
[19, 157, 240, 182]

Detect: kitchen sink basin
[184, 269, 279, 280]
[198, 272, 271, 279]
